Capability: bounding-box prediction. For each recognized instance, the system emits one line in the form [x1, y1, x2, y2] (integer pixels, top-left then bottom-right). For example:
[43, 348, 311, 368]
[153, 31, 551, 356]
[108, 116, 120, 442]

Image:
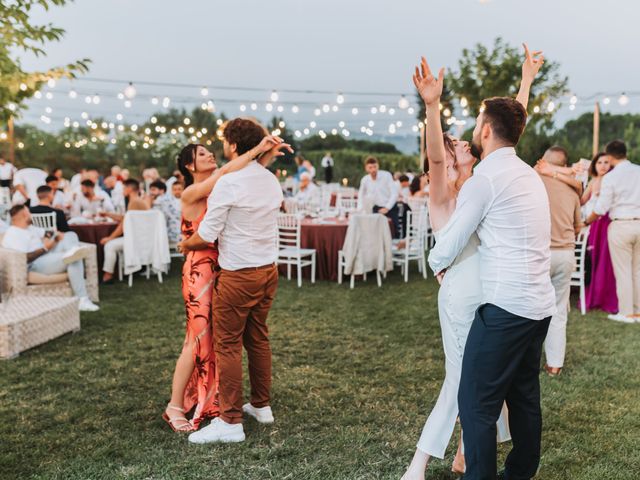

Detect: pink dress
[180, 208, 220, 429]
[585, 214, 618, 313]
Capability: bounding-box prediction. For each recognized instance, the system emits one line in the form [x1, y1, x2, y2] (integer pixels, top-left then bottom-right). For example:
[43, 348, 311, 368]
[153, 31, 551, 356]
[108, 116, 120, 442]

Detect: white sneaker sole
[63, 247, 90, 265]
[188, 433, 245, 444]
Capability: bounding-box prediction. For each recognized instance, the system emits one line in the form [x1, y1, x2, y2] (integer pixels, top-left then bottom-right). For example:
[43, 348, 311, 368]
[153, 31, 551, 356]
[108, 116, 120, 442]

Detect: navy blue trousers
[458, 304, 551, 480]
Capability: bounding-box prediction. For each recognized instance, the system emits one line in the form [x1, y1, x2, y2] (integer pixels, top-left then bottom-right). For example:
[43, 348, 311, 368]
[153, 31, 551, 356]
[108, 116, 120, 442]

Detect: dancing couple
[402, 44, 556, 480]
[163, 118, 292, 444]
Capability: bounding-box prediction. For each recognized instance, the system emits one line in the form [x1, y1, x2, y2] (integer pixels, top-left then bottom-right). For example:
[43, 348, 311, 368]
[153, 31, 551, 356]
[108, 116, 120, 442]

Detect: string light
[47, 79, 56, 88]
[351, 107, 359, 115]
[618, 93, 630, 106]
[603, 97, 610, 105]
[291, 105, 300, 114]
[200, 87, 209, 97]
[398, 95, 410, 109]
[34, 91, 42, 99]
[124, 82, 137, 99]
[460, 97, 468, 108]
[270, 90, 279, 102]
[336, 93, 345, 104]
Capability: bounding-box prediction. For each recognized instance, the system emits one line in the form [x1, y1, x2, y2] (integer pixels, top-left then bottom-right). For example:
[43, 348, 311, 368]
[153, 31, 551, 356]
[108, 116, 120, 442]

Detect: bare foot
[451, 448, 465, 474]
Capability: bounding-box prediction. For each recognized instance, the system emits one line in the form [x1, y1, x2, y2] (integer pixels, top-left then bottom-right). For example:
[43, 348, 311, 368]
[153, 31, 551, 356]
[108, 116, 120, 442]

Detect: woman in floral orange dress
[163, 134, 291, 432]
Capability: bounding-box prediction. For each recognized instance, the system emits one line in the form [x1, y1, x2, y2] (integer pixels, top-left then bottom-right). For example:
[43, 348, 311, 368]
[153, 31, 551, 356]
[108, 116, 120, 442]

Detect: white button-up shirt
[198, 161, 283, 270]
[358, 170, 398, 211]
[70, 190, 115, 217]
[594, 159, 640, 220]
[428, 147, 556, 320]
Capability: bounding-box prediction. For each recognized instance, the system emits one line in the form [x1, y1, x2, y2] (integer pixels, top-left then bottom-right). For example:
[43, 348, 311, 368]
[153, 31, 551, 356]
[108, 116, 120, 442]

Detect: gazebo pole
[592, 102, 600, 157]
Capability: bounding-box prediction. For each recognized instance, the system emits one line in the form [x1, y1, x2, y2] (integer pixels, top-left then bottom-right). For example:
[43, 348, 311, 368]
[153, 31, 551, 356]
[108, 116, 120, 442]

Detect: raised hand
[413, 56, 445, 107]
[522, 43, 544, 84]
[256, 135, 285, 154]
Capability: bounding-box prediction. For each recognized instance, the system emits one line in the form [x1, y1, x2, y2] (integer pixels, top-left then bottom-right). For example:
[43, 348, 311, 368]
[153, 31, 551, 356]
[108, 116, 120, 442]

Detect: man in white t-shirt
[12, 167, 47, 206]
[1, 204, 99, 311]
[0, 155, 17, 188]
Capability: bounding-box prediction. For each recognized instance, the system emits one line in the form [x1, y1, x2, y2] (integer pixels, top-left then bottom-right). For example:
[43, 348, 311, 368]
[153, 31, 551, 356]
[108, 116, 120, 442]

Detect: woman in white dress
[401, 45, 544, 479]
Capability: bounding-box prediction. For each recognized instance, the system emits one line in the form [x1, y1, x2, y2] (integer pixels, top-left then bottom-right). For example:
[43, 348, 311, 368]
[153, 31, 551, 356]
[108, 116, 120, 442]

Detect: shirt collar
[475, 146, 516, 173]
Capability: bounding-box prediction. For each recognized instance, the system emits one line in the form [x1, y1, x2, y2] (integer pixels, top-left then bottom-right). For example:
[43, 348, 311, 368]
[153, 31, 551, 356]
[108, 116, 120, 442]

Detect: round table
[279, 217, 349, 282]
[69, 222, 118, 271]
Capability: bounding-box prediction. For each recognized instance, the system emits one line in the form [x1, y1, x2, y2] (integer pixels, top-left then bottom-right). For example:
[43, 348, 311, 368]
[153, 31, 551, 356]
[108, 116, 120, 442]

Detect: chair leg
[421, 253, 427, 279]
[311, 253, 316, 284]
[297, 260, 302, 288]
[287, 263, 291, 281]
[404, 259, 409, 283]
[128, 274, 133, 287]
[145, 265, 150, 280]
[338, 253, 343, 285]
[363, 271, 367, 281]
[158, 271, 163, 284]
[350, 274, 355, 289]
[580, 280, 586, 315]
[376, 270, 382, 287]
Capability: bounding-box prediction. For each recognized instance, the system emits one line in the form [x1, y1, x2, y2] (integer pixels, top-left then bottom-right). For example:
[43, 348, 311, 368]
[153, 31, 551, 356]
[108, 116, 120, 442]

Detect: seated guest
[2, 204, 98, 311]
[99, 179, 149, 283]
[50, 167, 69, 191]
[171, 181, 184, 200]
[166, 170, 184, 190]
[30, 186, 70, 232]
[586, 140, 640, 323]
[409, 174, 429, 198]
[45, 175, 66, 209]
[70, 179, 115, 217]
[294, 172, 318, 204]
[148, 179, 181, 244]
[103, 175, 125, 212]
[358, 156, 400, 237]
[398, 174, 411, 203]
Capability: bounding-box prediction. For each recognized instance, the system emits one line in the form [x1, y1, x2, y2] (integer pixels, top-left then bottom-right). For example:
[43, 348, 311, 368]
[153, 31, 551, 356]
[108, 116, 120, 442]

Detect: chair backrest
[339, 196, 358, 212]
[277, 213, 301, 250]
[31, 212, 57, 232]
[572, 226, 590, 280]
[283, 198, 299, 214]
[407, 196, 429, 212]
[404, 210, 426, 252]
[338, 186, 357, 198]
[123, 210, 170, 274]
[0, 187, 11, 206]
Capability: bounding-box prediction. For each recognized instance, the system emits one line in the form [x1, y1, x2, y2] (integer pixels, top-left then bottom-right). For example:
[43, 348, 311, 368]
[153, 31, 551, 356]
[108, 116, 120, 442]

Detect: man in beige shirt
[538, 146, 582, 375]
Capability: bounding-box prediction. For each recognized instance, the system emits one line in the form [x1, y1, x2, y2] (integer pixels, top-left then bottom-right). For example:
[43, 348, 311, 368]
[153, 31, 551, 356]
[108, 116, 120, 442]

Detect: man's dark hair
[37, 185, 53, 199]
[123, 178, 140, 191]
[45, 175, 58, 184]
[9, 204, 26, 218]
[481, 97, 527, 146]
[605, 139, 627, 159]
[399, 174, 410, 183]
[80, 179, 95, 188]
[150, 180, 167, 192]
[547, 145, 569, 166]
[365, 156, 378, 166]
[223, 118, 267, 155]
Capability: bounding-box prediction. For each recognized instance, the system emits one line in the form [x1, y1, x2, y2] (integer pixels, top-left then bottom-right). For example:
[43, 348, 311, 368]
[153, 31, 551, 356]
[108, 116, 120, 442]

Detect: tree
[0, 0, 90, 124]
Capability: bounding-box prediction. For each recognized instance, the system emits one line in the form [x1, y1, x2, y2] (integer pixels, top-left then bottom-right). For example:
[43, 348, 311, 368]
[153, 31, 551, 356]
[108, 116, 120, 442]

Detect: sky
[16, 0, 640, 150]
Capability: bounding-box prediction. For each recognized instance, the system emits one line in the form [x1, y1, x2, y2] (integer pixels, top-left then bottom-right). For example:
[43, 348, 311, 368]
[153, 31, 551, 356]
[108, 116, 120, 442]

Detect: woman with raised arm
[401, 44, 543, 479]
[163, 135, 291, 432]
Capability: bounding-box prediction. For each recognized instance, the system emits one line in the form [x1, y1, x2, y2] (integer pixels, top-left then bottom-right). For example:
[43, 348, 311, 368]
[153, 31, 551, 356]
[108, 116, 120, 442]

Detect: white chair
[570, 226, 590, 315]
[31, 211, 57, 232]
[283, 198, 299, 214]
[338, 196, 358, 213]
[337, 214, 393, 288]
[117, 210, 171, 287]
[392, 210, 427, 282]
[407, 197, 434, 249]
[0, 187, 11, 206]
[276, 213, 316, 287]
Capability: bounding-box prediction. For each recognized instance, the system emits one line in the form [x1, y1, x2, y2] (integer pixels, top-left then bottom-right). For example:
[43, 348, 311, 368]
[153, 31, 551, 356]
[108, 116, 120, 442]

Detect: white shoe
[243, 403, 274, 424]
[188, 418, 245, 444]
[607, 313, 635, 324]
[78, 297, 100, 312]
[62, 246, 90, 265]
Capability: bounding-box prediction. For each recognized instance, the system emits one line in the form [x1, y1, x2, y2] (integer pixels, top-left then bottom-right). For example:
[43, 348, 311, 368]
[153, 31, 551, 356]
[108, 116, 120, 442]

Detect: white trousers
[103, 237, 124, 274]
[30, 231, 88, 298]
[608, 220, 640, 316]
[544, 249, 575, 368]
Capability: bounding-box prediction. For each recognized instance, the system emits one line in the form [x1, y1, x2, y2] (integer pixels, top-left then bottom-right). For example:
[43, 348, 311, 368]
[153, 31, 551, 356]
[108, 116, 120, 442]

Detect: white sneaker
[607, 313, 635, 324]
[188, 418, 245, 444]
[62, 246, 90, 265]
[243, 403, 274, 424]
[78, 297, 100, 312]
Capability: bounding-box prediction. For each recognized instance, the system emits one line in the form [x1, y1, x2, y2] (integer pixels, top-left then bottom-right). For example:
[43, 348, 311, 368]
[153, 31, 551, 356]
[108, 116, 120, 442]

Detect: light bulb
[398, 95, 410, 109]
[47, 78, 56, 88]
[337, 93, 345, 104]
[270, 90, 279, 102]
[292, 105, 300, 113]
[151, 96, 159, 105]
[124, 82, 137, 99]
[460, 97, 468, 108]
[618, 93, 630, 106]
[603, 97, 610, 105]
[570, 95, 578, 105]
[351, 107, 359, 115]
[200, 87, 208, 96]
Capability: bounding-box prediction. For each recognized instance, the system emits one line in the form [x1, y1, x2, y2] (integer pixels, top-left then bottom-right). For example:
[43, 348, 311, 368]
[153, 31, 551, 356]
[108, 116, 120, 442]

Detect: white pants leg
[30, 231, 87, 298]
[103, 237, 124, 274]
[608, 221, 640, 316]
[544, 249, 575, 368]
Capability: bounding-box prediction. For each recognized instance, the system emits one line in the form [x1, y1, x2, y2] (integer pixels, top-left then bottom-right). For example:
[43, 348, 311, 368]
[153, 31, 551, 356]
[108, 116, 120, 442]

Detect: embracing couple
[403, 45, 556, 480]
[162, 118, 292, 444]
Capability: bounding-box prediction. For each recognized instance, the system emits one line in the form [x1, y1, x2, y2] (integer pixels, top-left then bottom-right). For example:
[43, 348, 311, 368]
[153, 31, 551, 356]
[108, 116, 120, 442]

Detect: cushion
[27, 271, 69, 284]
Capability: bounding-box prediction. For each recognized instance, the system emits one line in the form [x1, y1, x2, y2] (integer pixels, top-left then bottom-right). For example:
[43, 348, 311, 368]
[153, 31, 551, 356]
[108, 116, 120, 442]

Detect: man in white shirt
[294, 172, 318, 204]
[181, 118, 283, 445]
[0, 155, 16, 188]
[429, 97, 555, 480]
[586, 140, 640, 322]
[358, 156, 401, 237]
[149, 180, 181, 244]
[45, 175, 67, 209]
[12, 167, 47, 206]
[70, 180, 115, 218]
[1, 204, 98, 311]
[321, 152, 334, 184]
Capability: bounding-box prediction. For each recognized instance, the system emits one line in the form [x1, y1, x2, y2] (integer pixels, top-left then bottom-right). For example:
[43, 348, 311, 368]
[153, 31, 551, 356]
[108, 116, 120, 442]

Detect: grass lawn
[2, 262, 639, 480]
